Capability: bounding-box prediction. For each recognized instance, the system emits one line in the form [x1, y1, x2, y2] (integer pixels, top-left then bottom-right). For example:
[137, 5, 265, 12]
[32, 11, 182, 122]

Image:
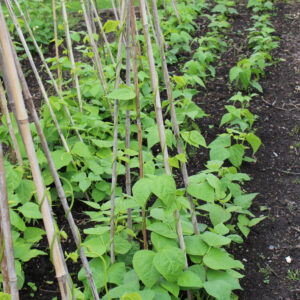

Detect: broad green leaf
[240, 69, 251, 89]
[229, 144, 245, 167]
[147, 222, 177, 239]
[214, 223, 229, 235]
[79, 178, 92, 192]
[160, 280, 179, 297]
[153, 248, 186, 282]
[18, 203, 42, 219]
[9, 210, 25, 231]
[187, 182, 214, 202]
[133, 250, 160, 288]
[83, 236, 106, 258]
[184, 235, 208, 256]
[204, 280, 232, 300]
[151, 232, 178, 251]
[108, 262, 126, 285]
[83, 226, 110, 235]
[115, 235, 132, 254]
[188, 265, 206, 282]
[209, 204, 231, 226]
[103, 20, 120, 33]
[203, 248, 244, 270]
[227, 234, 243, 244]
[132, 178, 152, 208]
[208, 134, 231, 149]
[248, 216, 266, 227]
[151, 175, 176, 207]
[229, 66, 241, 82]
[72, 142, 92, 158]
[15, 180, 35, 204]
[202, 232, 231, 247]
[250, 80, 263, 93]
[246, 133, 261, 154]
[106, 88, 136, 101]
[51, 150, 72, 170]
[207, 269, 242, 291]
[210, 147, 230, 161]
[234, 193, 258, 209]
[121, 292, 142, 300]
[177, 270, 203, 288]
[24, 227, 45, 243]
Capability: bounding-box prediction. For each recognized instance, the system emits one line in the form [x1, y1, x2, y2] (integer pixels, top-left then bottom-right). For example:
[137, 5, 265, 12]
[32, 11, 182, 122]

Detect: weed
[287, 269, 300, 281]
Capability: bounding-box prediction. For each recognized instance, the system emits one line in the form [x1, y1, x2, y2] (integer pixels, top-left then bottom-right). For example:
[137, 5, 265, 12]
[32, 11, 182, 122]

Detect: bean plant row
[0, 0, 279, 299]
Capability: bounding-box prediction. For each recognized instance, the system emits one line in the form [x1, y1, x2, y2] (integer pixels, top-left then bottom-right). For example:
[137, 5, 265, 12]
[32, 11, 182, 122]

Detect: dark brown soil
[16, 0, 300, 299]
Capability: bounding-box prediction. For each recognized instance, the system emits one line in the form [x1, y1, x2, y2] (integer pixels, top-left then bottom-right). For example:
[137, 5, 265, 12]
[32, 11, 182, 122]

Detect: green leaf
[248, 216, 266, 227]
[15, 180, 35, 204]
[234, 193, 258, 209]
[184, 235, 208, 256]
[202, 232, 231, 247]
[83, 236, 107, 258]
[103, 20, 120, 33]
[228, 144, 245, 167]
[181, 130, 206, 148]
[210, 147, 230, 161]
[79, 178, 91, 192]
[207, 269, 242, 290]
[18, 202, 42, 219]
[24, 227, 45, 243]
[187, 182, 214, 202]
[108, 262, 126, 285]
[51, 150, 72, 170]
[177, 270, 203, 288]
[115, 235, 132, 254]
[240, 69, 251, 89]
[208, 134, 231, 149]
[72, 142, 91, 158]
[147, 222, 177, 239]
[160, 280, 179, 297]
[203, 248, 244, 270]
[214, 223, 230, 235]
[227, 234, 243, 244]
[207, 204, 231, 226]
[229, 66, 241, 82]
[246, 133, 261, 154]
[106, 88, 136, 101]
[132, 178, 152, 208]
[153, 248, 186, 282]
[151, 175, 176, 207]
[133, 250, 160, 288]
[204, 280, 232, 300]
[10, 210, 25, 231]
[121, 292, 142, 300]
[151, 232, 178, 251]
[83, 226, 110, 235]
[250, 80, 263, 93]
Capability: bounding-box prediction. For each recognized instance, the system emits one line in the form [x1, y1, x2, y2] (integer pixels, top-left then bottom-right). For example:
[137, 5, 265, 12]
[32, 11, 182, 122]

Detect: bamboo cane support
[137, 0, 189, 270]
[60, 0, 83, 112]
[9, 38, 100, 300]
[125, 0, 132, 234]
[0, 142, 19, 299]
[110, 0, 126, 264]
[0, 225, 10, 294]
[151, 0, 199, 235]
[89, 0, 115, 64]
[79, 0, 109, 95]
[0, 81, 23, 166]
[0, 8, 73, 299]
[171, 0, 181, 23]
[130, 0, 147, 249]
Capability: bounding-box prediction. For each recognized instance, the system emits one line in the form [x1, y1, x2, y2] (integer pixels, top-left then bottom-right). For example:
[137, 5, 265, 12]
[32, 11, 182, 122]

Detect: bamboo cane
[130, 0, 147, 249]
[0, 142, 19, 299]
[125, 0, 132, 235]
[110, 0, 119, 20]
[0, 80, 23, 166]
[137, 0, 189, 269]
[52, 0, 62, 93]
[4, 0, 72, 153]
[151, 0, 199, 235]
[79, 0, 109, 95]
[110, 0, 126, 264]
[60, 0, 83, 112]
[9, 37, 100, 300]
[89, 0, 115, 65]
[171, 0, 181, 23]
[0, 224, 10, 294]
[145, 0, 158, 45]
[0, 8, 73, 299]
[9, 0, 82, 143]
